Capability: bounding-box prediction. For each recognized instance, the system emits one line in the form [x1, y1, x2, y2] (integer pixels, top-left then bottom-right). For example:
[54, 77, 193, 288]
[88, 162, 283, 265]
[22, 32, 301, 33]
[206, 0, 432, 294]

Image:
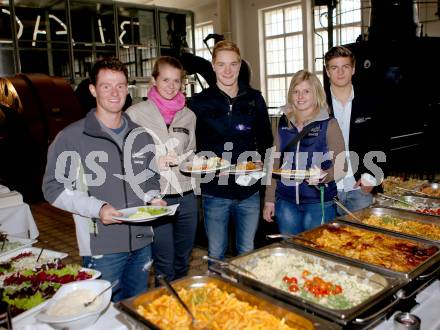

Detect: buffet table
[11, 279, 440, 329]
[0, 203, 39, 239]
[7, 177, 440, 329]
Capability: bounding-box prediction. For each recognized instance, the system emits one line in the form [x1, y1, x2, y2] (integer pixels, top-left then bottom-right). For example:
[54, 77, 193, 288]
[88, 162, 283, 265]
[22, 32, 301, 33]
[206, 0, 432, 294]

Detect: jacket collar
[211, 82, 250, 99]
[287, 107, 330, 127]
[83, 109, 137, 137]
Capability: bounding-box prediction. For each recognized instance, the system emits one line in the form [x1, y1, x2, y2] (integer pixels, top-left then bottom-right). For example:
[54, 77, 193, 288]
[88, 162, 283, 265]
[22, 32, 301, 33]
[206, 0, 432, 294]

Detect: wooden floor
[30, 202, 208, 280]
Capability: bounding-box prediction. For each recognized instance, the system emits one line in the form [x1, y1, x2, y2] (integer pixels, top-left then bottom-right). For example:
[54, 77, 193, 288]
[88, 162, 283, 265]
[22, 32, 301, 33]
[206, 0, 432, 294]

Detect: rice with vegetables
[236, 253, 383, 310]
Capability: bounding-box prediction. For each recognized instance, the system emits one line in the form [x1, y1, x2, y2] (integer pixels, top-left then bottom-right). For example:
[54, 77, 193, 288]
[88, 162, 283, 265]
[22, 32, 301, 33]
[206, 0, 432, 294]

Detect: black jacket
[188, 84, 273, 199]
[326, 91, 388, 186]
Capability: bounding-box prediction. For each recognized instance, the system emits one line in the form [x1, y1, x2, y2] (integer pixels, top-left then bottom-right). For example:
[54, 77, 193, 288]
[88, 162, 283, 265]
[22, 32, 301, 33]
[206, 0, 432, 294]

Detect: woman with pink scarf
[126, 56, 197, 283]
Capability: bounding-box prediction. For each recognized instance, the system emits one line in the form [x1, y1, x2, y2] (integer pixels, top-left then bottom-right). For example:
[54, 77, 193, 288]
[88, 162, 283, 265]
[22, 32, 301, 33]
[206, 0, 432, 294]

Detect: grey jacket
[42, 110, 160, 256]
[126, 99, 196, 195]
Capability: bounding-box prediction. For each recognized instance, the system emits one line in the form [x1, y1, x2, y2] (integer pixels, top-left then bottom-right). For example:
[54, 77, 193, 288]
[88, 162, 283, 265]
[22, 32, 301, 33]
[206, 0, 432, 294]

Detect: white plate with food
[4, 259, 100, 322]
[224, 161, 263, 174]
[271, 169, 312, 179]
[112, 204, 178, 222]
[0, 247, 67, 265]
[179, 157, 230, 174]
[0, 234, 37, 258]
[9, 268, 101, 324]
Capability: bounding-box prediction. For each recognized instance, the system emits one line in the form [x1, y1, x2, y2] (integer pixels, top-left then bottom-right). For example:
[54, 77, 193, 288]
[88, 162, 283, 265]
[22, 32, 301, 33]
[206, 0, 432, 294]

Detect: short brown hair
[152, 56, 185, 80]
[212, 40, 241, 63]
[324, 46, 355, 69]
[90, 57, 128, 85]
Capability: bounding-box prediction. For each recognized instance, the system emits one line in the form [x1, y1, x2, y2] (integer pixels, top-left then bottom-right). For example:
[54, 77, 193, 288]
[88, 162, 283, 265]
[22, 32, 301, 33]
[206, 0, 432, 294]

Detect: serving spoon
[266, 234, 318, 246]
[377, 192, 422, 210]
[202, 255, 257, 278]
[156, 275, 206, 328]
[395, 186, 433, 197]
[333, 197, 363, 222]
[84, 280, 118, 307]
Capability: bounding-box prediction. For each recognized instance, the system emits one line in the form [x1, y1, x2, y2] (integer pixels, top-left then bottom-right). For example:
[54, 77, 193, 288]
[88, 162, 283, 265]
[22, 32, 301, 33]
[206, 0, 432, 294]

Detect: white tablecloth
[0, 203, 39, 239]
[13, 302, 145, 330]
[374, 280, 440, 330]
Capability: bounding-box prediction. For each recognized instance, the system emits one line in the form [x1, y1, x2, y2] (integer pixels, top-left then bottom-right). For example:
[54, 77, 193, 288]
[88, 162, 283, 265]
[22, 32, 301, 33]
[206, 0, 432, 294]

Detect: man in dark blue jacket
[324, 46, 386, 214]
[188, 41, 273, 260]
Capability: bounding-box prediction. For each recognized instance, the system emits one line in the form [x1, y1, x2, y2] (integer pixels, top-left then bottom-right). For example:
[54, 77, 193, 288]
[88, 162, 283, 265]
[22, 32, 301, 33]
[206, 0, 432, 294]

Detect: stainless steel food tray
[212, 243, 402, 326]
[375, 195, 440, 216]
[284, 221, 440, 281]
[410, 182, 440, 199]
[116, 275, 339, 330]
[338, 207, 440, 243]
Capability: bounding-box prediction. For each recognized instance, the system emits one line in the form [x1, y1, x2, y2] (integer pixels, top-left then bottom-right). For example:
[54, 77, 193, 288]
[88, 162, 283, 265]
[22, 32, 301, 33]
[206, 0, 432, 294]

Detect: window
[192, 21, 213, 93]
[195, 21, 214, 60]
[262, 4, 305, 114]
[314, 0, 362, 81]
[260, 1, 362, 105]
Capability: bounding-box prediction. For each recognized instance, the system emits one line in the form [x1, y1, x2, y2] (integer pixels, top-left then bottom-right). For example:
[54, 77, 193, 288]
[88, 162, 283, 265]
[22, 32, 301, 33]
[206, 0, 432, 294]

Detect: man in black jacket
[188, 41, 273, 260]
[324, 46, 386, 214]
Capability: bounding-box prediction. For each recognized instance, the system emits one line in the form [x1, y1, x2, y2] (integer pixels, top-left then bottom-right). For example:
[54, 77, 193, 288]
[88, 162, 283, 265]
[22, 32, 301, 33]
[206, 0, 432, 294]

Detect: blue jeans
[152, 192, 198, 282]
[337, 189, 373, 215]
[202, 192, 260, 260]
[82, 244, 152, 302]
[275, 198, 336, 235]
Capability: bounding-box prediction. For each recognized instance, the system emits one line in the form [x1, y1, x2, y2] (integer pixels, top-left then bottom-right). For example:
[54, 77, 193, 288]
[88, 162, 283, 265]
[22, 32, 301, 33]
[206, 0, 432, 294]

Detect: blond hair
[0, 78, 23, 113]
[286, 70, 328, 123]
[212, 40, 241, 63]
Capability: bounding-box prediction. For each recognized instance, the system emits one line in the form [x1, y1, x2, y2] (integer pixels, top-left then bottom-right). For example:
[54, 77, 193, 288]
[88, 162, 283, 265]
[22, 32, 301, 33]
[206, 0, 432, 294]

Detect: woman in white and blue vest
[263, 70, 346, 234]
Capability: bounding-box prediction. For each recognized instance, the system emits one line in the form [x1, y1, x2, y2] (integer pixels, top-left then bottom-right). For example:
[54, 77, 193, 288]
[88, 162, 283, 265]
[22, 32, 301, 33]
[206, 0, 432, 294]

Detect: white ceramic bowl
[35, 279, 111, 330]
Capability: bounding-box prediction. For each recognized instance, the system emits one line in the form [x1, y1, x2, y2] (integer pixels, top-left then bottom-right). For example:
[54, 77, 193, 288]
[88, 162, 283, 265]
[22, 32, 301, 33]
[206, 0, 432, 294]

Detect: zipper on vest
[295, 141, 300, 205]
[228, 103, 233, 127]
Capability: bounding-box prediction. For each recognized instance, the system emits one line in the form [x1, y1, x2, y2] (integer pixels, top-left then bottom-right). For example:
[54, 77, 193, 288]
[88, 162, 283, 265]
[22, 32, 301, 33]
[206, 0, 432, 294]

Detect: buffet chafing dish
[410, 182, 440, 199]
[116, 275, 339, 330]
[338, 207, 440, 243]
[375, 195, 440, 216]
[284, 221, 440, 281]
[211, 243, 401, 326]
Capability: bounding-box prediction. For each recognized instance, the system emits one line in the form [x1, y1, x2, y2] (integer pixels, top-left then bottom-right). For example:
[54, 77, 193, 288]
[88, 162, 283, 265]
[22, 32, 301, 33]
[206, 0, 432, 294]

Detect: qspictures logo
[54, 127, 387, 200]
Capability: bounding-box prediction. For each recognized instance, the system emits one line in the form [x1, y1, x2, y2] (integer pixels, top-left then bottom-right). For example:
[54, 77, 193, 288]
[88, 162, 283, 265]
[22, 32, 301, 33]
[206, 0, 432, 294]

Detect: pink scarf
[148, 86, 185, 125]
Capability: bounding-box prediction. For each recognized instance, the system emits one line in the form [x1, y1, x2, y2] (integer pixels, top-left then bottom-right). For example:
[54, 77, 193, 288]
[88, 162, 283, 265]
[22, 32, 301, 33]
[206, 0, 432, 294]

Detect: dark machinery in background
[321, 0, 440, 178]
[173, 31, 253, 90]
[158, 13, 251, 90]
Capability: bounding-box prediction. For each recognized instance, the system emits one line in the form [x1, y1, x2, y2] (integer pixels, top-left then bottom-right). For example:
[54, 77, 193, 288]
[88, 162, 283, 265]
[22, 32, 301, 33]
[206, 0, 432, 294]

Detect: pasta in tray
[136, 283, 297, 330]
[362, 215, 440, 240]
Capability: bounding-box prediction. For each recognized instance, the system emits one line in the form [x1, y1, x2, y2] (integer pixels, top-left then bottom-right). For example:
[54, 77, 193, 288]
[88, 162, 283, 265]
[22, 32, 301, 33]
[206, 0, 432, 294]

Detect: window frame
[261, 2, 306, 114]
